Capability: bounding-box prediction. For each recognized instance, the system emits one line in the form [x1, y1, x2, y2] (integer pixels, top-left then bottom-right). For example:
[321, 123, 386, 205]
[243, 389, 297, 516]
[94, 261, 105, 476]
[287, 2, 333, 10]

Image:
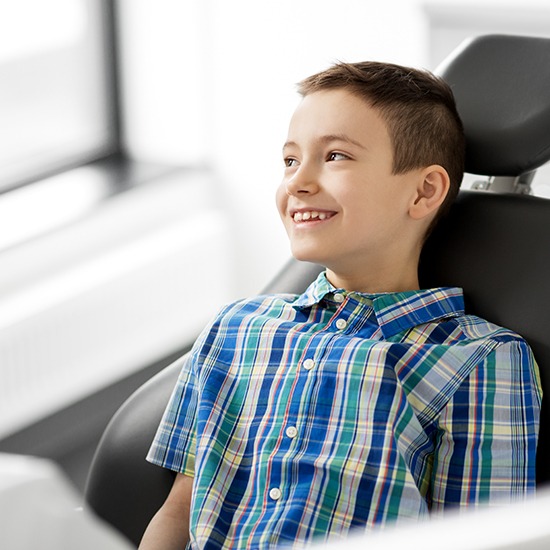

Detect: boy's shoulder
[216, 292, 300, 319]
[192, 293, 301, 353]
[452, 311, 528, 347]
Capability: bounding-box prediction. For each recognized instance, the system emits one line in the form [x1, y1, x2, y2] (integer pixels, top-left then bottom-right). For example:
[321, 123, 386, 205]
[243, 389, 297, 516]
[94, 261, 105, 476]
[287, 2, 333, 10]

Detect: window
[0, 0, 117, 192]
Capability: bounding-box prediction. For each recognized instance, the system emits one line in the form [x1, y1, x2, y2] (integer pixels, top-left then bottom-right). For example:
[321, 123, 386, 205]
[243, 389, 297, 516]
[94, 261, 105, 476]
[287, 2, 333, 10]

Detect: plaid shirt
[148, 272, 541, 549]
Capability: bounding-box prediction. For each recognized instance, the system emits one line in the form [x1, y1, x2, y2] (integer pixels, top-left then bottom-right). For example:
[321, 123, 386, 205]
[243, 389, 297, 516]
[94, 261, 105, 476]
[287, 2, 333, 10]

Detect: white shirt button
[335, 318, 347, 330]
[303, 358, 315, 370]
[269, 487, 282, 501]
[333, 293, 344, 303]
[285, 426, 298, 438]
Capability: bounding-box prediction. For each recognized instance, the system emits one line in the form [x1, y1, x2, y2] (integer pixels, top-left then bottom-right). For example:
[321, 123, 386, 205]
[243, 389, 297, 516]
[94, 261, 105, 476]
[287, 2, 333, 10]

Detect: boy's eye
[327, 152, 350, 161]
[284, 157, 298, 167]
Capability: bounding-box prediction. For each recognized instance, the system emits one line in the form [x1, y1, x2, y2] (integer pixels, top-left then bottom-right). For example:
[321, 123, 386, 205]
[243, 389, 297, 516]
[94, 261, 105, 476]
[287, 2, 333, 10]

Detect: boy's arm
[430, 339, 541, 510]
[139, 473, 194, 550]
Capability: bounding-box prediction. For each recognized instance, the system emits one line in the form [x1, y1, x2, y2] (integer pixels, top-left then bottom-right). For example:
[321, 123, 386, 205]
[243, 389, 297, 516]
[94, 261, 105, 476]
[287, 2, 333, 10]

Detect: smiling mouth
[292, 210, 335, 223]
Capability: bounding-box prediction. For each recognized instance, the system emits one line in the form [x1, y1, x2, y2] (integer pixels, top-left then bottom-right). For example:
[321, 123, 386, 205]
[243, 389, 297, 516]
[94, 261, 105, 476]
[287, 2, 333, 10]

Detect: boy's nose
[285, 164, 320, 196]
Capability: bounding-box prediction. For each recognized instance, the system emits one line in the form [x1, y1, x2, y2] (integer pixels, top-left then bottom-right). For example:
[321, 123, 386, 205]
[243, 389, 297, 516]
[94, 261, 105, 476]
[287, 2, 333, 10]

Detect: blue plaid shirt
[148, 272, 541, 549]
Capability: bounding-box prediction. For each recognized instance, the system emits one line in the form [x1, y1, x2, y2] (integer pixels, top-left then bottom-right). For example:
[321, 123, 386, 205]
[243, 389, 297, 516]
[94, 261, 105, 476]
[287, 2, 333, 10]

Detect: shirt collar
[293, 271, 465, 338]
[292, 271, 336, 308]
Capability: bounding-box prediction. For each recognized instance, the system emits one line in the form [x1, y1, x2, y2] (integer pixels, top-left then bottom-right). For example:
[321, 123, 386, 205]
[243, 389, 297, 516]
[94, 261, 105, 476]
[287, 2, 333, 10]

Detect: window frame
[0, 0, 123, 195]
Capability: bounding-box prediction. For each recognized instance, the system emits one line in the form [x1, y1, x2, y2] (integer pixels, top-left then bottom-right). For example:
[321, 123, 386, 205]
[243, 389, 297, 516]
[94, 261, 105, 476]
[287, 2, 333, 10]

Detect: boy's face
[276, 88, 425, 290]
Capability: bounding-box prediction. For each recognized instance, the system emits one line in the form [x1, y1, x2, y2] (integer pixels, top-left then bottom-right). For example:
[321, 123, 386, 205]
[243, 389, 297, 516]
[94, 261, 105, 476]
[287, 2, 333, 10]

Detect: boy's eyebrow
[282, 133, 367, 151]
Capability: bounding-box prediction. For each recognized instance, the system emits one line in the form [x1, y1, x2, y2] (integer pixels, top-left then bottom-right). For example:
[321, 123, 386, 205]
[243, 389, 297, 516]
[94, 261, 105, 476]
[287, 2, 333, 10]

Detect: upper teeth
[293, 211, 328, 222]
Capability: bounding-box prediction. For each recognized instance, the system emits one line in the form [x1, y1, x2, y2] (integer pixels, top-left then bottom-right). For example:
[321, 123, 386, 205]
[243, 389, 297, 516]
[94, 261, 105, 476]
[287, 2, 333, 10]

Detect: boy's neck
[325, 266, 420, 294]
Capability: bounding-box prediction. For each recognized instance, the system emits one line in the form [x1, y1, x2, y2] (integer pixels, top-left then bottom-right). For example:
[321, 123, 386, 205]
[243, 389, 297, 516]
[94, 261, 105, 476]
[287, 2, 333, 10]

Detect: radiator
[0, 170, 231, 439]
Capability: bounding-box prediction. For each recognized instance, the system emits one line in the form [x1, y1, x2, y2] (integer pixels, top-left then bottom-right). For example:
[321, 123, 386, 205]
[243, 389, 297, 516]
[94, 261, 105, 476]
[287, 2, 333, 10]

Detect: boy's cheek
[275, 185, 288, 218]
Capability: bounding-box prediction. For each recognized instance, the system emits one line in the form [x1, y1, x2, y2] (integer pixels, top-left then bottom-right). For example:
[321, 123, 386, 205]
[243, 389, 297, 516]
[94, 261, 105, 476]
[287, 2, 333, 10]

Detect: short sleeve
[147, 352, 199, 476]
[430, 338, 542, 511]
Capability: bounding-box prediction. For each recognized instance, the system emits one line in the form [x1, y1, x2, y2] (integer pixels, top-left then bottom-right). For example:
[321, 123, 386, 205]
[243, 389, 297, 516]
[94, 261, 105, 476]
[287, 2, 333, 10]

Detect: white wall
[118, 0, 550, 298]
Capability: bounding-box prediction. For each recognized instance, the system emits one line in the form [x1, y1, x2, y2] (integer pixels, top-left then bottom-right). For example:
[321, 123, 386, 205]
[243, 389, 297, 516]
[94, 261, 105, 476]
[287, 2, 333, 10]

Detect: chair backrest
[435, 33, 550, 178]
[84, 34, 550, 546]
[84, 357, 183, 546]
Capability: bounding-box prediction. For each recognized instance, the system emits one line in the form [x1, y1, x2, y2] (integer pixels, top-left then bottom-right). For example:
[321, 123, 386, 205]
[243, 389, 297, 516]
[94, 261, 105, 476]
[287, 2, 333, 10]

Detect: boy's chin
[290, 256, 331, 273]
[290, 248, 325, 265]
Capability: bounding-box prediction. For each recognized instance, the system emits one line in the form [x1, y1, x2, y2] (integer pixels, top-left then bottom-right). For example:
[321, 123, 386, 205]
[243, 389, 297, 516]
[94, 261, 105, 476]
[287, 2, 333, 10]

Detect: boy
[139, 61, 541, 549]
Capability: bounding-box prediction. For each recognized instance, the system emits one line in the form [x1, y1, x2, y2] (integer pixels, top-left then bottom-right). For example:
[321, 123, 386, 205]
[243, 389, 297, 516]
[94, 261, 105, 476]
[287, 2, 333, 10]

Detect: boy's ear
[408, 165, 450, 220]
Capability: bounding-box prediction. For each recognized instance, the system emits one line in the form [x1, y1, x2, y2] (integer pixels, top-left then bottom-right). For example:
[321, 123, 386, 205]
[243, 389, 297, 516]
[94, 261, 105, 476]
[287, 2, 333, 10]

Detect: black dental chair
[84, 34, 550, 547]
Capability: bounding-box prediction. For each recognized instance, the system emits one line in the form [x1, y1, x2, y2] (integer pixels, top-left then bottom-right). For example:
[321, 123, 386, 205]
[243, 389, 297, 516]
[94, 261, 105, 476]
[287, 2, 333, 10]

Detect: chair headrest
[436, 34, 550, 177]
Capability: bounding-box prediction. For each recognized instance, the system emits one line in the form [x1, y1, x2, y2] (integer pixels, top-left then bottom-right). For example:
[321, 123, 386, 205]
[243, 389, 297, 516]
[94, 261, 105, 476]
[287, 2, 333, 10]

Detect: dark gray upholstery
[84, 358, 183, 546]
[84, 34, 550, 547]
[437, 34, 550, 176]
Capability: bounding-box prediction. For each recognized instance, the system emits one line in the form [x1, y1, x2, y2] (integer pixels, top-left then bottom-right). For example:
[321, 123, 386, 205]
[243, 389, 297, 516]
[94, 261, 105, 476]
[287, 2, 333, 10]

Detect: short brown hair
[297, 61, 465, 231]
